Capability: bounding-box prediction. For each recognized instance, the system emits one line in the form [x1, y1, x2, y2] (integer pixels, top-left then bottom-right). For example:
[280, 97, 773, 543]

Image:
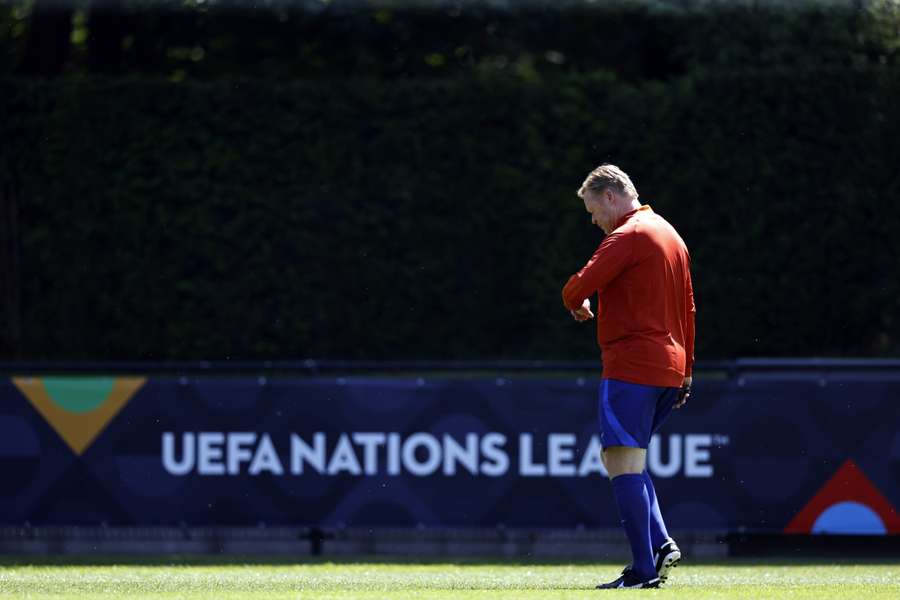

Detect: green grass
[1, 557, 898, 599]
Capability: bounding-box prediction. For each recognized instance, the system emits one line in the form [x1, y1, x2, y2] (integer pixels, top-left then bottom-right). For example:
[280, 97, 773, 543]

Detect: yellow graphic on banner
[12, 376, 146, 455]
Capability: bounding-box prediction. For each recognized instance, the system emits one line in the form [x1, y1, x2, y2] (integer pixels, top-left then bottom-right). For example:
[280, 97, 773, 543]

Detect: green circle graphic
[43, 377, 115, 414]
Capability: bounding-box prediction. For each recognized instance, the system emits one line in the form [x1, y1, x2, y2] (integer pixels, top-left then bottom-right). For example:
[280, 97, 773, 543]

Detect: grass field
[1, 556, 899, 599]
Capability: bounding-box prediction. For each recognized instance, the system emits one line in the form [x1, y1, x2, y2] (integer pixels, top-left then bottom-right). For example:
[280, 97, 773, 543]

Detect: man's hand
[675, 376, 692, 409]
[570, 298, 594, 322]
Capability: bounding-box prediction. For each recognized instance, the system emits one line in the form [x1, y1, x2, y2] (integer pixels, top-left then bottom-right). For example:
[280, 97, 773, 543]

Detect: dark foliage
[2, 3, 899, 80]
[2, 65, 899, 360]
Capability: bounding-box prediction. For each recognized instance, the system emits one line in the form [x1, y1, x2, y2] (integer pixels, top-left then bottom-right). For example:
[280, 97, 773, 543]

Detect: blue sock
[643, 470, 670, 549]
[611, 473, 656, 581]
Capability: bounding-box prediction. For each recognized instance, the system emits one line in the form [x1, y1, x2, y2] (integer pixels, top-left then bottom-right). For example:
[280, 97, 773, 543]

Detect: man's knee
[603, 446, 647, 478]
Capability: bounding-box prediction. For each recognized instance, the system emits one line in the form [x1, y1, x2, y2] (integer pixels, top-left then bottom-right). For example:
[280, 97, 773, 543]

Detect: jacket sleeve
[684, 268, 696, 378]
[561, 230, 632, 311]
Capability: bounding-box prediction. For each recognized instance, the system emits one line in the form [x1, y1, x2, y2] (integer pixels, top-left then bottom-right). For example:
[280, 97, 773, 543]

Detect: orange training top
[562, 205, 695, 388]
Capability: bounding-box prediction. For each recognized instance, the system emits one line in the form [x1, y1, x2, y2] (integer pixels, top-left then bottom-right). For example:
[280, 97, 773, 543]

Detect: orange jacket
[562, 205, 695, 388]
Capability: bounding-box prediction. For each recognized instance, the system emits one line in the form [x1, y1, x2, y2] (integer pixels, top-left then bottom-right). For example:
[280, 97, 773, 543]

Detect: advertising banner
[2, 374, 898, 533]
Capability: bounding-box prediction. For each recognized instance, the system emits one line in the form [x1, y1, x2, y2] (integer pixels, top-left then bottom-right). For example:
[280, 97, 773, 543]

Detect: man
[561, 164, 695, 589]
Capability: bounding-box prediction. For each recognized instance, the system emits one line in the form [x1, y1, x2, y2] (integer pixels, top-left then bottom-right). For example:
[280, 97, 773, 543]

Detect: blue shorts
[598, 378, 680, 449]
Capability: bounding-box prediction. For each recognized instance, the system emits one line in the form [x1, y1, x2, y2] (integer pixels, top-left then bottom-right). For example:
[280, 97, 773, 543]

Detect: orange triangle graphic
[784, 459, 900, 534]
[12, 377, 146, 456]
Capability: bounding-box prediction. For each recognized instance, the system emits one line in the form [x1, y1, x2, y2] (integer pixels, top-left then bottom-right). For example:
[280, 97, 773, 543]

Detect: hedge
[2, 65, 899, 360]
[3, 3, 899, 80]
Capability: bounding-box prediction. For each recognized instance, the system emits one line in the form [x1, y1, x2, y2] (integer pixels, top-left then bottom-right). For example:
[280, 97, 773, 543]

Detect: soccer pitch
[1, 557, 899, 599]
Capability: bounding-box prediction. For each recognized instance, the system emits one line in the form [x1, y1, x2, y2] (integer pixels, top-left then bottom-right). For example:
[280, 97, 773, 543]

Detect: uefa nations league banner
[1, 374, 899, 534]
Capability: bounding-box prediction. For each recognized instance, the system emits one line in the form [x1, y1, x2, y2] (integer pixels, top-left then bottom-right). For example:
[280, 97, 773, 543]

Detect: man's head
[577, 164, 640, 234]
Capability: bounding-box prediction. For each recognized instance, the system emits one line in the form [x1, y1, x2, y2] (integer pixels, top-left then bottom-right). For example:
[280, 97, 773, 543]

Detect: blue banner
[2, 374, 899, 533]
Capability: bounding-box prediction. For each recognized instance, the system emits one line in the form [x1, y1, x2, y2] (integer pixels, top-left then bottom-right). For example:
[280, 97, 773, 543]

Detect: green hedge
[3, 3, 899, 79]
[2, 66, 899, 360]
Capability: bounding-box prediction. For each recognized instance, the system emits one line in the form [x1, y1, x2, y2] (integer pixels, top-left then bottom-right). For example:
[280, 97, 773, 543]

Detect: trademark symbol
[712, 435, 731, 446]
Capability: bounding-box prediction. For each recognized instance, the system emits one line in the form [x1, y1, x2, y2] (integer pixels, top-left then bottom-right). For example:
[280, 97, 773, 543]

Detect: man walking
[562, 164, 695, 589]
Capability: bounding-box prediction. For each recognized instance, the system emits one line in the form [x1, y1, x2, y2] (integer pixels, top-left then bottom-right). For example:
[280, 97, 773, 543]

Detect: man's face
[582, 189, 614, 234]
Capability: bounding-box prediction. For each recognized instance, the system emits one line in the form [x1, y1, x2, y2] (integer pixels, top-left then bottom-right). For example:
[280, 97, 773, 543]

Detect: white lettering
[249, 433, 284, 475]
[162, 432, 194, 475]
[402, 433, 441, 476]
[159, 430, 716, 479]
[480, 433, 508, 476]
[328, 434, 362, 475]
[685, 434, 713, 477]
[443, 434, 479, 475]
[353, 433, 386, 475]
[197, 432, 225, 475]
[227, 432, 256, 475]
[548, 433, 576, 476]
[519, 433, 546, 476]
[387, 433, 401, 475]
[290, 433, 326, 474]
[578, 435, 607, 477]
[648, 434, 682, 478]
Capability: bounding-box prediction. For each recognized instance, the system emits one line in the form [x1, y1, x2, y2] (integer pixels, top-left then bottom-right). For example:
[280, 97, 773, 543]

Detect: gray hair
[577, 164, 638, 200]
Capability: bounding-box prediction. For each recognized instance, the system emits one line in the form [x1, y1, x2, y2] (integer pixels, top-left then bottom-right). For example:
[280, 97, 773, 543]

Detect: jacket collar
[613, 204, 651, 230]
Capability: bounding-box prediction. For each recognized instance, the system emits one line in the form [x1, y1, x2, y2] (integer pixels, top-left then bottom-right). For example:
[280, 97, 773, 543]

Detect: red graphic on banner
[784, 459, 900, 534]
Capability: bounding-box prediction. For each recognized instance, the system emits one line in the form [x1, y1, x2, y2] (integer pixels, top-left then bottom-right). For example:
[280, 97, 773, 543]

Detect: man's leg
[645, 386, 683, 581]
[604, 446, 656, 582]
[645, 386, 681, 549]
[604, 452, 678, 578]
[597, 379, 667, 587]
[643, 470, 669, 549]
